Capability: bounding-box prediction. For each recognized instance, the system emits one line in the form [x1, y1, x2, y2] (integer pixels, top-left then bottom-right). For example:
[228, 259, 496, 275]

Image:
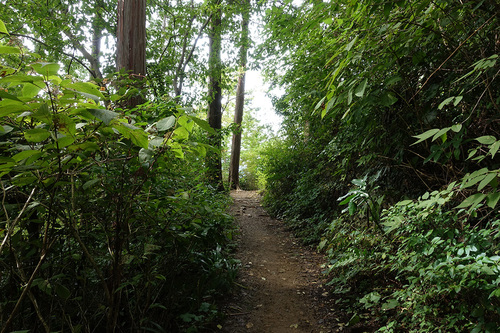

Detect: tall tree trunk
[228, 0, 250, 190]
[107, 1, 146, 332]
[206, 0, 224, 191]
[116, 0, 146, 108]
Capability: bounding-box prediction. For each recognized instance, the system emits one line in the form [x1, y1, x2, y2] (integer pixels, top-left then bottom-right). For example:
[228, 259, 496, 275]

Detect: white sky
[245, 70, 282, 134]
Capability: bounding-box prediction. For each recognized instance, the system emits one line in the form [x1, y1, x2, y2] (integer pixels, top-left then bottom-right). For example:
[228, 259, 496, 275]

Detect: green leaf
[380, 91, 398, 106]
[489, 140, 500, 158]
[30, 62, 60, 77]
[486, 192, 500, 209]
[451, 124, 462, 133]
[412, 128, 440, 145]
[12, 150, 41, 162]
[156, 115, 176, 131]
[173, 127, 189, 141]
[63, 82, 105, 101]
[139, 148, 154, 163]
[381, 299, 399, 310]
[456, 193, 486, 209]
[0, 19, 9, 34]
[0, 46, 21, 54]
[178, 115, 194, 132]
[438, 97, 454, 110]
[0, 90, 24, 103]
[476, 136, 496, 145]
[22, 83, 42, 98]
[432, 127, 450, 142]
[24, 128, 50, 142]
[354, 78, 368, 97]
[478, 172, 496, 190]
[88, 108, 118, 125]
[54, 283, 71, 299]
[83, 179, 100, 190]
[32, 103, 52, 124]
[190, 116, 217, 135]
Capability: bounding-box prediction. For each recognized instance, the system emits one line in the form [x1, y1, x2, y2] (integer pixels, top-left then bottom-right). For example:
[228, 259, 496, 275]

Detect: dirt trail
[221, 191, 335, 333]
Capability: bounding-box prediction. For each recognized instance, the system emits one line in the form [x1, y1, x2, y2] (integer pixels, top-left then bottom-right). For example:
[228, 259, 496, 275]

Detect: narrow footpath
[220, 191, 339, 333]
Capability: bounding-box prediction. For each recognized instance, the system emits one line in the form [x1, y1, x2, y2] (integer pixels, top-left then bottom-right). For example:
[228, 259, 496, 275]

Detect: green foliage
[0, 27, 236, 332]
[322, 186, 500, 332]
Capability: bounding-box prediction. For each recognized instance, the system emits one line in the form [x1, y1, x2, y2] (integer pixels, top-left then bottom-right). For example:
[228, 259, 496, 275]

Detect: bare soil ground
[220, 190, 343, 333]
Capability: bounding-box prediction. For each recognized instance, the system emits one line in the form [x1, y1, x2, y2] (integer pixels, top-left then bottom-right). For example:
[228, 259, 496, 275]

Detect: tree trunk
[228, 0, 250, 190]
[206, 0, 224, 191]
[116, 0, 146, 107]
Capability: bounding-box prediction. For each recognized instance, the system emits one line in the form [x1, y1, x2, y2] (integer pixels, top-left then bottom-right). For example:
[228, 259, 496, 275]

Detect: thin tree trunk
[206, 0, 224, 191]
[228, 0, 250, 190]
[116, 0, 146, 107]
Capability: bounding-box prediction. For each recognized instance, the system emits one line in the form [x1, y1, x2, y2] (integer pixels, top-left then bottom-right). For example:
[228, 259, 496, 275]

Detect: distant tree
[228, 0, 251, 190]
[116, 0, 146, 107]
[206, 0, 224, 191]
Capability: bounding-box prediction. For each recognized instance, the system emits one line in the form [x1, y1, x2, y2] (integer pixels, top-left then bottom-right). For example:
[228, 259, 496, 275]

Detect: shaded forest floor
[219, 190, 364, 333]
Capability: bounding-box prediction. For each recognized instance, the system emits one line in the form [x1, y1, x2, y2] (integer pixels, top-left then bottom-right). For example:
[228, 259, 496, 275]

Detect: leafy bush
[0, 21, 236, 332]
[322, 186, 500, 332]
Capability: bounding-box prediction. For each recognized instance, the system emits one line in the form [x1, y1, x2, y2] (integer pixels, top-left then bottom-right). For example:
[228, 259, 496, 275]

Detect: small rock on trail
[220, 190, 333, 333]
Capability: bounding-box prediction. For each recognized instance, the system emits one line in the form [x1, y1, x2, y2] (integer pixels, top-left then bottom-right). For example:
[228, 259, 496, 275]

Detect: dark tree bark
[116, 0, 146, 107]
[206, 0, 224, 191]
[228, 0, 250, 190]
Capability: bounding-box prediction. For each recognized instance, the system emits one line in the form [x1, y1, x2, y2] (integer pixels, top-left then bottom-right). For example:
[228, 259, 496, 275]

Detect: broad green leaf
[489, 140, 500, 158]
[88, 108, 118, 125]
[178, 115, 194, 132]
[381, 299, 399, 310]
[0, 74, 44, 85]
[54, 283, 71, 299]
[22, 83, 42, 98]
[453, 96, 463, 106]
[354, 79, 368, 97]
[486, 192, 500, 209]
[83, 179, 100, 190]
[476, 136, 496, 145]
[190, 116, 217, 135]
[345, 36, 358, 51]
[173, 127, 189, 141]
[478, 172, 496, 191]
[412, 128, 440, 145]
[63, 82, 105, 101]
[156, 115, 176, 131]
[31, 62, 60, 77]
[438, 97, 454, 110]
[12, 150, 41, 162]
[432, 127, 450, 142]
[380, 91, 398, 106]
[139, 148, 154, 163]
[32, 103, 52, 124]
[24, 128, 50, 142]
[67, 142, 99, 152]
[0, 90, 24, 103]
[0, 19, 8, 34]
[323, 18, 333, 25]
[114, 123, 149, 149]
[451, 124, 462, 133]
[456, 193, 486, 209]
[55, 135, 75, 148]
[0, 46, 21, 54]
[0, 124, 13, 136]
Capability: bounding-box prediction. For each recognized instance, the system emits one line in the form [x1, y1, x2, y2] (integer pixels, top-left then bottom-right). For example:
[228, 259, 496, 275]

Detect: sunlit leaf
[0, 19, 8, 35]
[156, 115, 176, 131]
[30, 62, 60, 77]
[412, 128, 440, 145]
[476, 136, 496, 145]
